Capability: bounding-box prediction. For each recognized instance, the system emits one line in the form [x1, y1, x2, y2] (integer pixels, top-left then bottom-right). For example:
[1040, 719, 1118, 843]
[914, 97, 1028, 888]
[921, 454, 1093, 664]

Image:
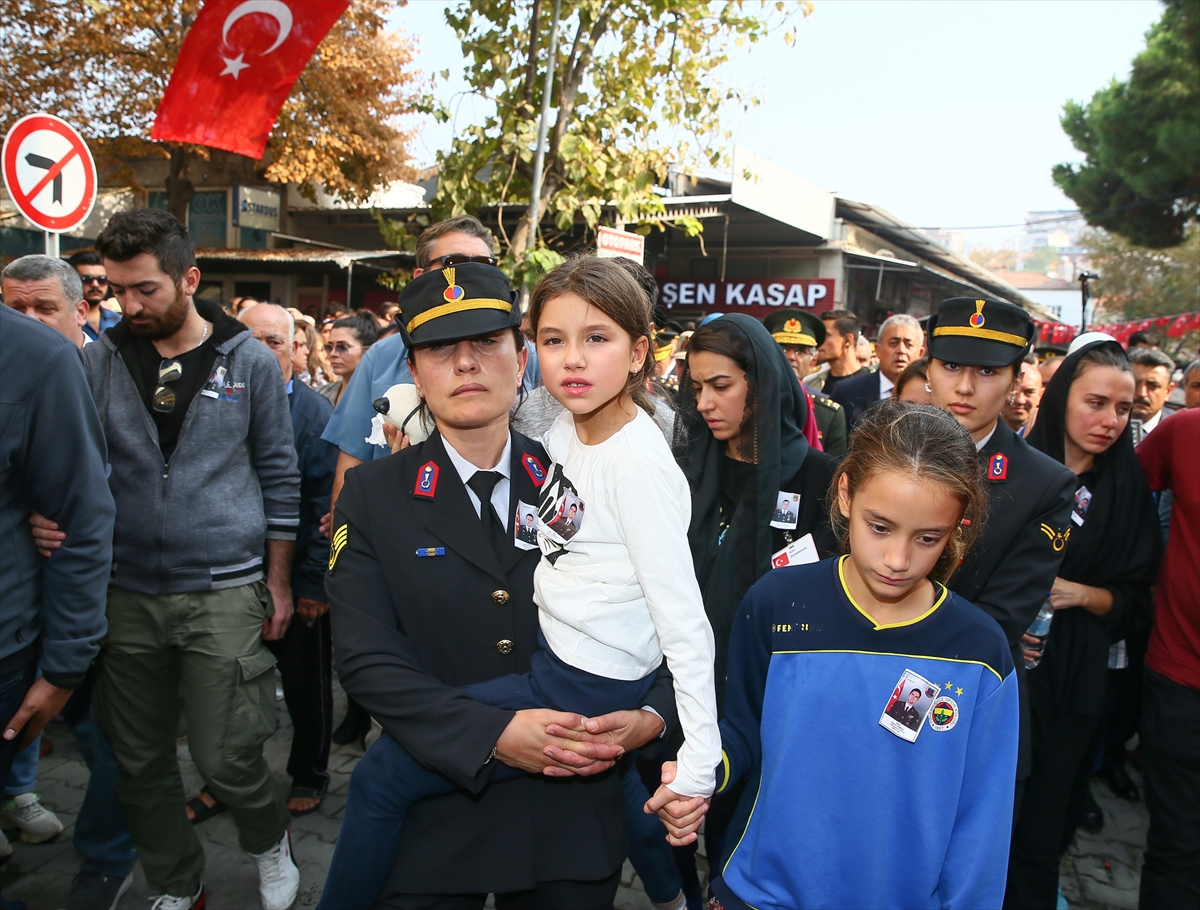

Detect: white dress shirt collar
[442, 434, 513, 529]
[878, 371, 895, 400]
[975, 421, 999, 452]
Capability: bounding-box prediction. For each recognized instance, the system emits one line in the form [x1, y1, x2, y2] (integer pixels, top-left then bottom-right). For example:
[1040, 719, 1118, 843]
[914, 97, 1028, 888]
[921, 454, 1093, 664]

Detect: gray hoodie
[82, 300, 299, 594]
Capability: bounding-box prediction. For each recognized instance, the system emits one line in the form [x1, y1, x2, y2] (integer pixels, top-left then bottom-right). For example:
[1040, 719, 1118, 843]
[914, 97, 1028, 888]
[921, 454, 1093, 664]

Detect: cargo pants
[94, 582, 290, 896]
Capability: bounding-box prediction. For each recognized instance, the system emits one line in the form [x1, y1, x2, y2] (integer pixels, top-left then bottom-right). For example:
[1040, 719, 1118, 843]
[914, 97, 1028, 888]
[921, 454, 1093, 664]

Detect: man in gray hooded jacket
[61, 208, 302, 910]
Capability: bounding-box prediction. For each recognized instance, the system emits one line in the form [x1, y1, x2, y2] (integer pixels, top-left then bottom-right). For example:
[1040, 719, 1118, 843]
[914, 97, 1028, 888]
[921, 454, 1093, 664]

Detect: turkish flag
[152, 0, 349, 158]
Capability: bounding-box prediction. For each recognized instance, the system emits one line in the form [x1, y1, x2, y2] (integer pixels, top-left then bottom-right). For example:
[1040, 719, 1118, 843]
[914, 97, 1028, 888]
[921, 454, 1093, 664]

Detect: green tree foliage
[1083, 226, 1200, 321]
[1052, 0, 1199, 249]
[406, 0, 805, 280]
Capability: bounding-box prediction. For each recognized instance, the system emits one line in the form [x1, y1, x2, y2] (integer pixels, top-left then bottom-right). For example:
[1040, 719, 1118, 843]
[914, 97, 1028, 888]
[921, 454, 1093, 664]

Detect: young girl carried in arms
[652, 401, 1020, 910]
[321, 256, 719, 909]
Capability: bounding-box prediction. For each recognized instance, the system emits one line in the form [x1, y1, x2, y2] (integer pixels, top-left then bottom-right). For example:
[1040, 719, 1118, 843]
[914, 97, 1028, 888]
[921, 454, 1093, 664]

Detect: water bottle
[1024, 596, 1054, 670]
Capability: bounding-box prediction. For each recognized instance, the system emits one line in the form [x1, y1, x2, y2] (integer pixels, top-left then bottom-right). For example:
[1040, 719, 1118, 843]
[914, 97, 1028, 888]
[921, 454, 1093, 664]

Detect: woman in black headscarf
[674, 313, 839, 882]
[1006, 339, 1161, 909]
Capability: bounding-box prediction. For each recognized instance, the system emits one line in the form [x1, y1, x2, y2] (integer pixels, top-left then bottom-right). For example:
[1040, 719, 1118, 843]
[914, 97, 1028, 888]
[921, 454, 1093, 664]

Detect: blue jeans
[0, 660, 37, 905]
[318, 640, 679, 909]
[69, 705, 137, 877]
[4, 734, 40, 796]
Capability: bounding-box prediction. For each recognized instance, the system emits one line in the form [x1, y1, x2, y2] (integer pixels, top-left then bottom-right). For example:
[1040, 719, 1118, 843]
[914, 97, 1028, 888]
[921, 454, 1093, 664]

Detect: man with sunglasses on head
[34, 209, 302, 910]
[67, 250, 121, 342]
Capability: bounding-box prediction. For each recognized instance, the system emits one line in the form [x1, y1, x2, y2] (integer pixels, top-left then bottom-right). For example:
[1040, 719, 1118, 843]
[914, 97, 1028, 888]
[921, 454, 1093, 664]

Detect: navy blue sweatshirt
[713, 556, 1019, 910]
[0, 307, 113, 687]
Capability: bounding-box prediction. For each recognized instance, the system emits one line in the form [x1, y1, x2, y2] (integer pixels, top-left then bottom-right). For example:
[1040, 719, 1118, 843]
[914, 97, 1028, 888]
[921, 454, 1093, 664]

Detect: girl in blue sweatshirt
[650, 401, 1020, 910]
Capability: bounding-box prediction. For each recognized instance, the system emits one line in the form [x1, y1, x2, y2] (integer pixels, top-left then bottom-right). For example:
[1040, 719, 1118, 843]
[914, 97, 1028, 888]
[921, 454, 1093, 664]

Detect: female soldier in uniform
[324, 263, 676, 909]
[925, 297, 1077, 812]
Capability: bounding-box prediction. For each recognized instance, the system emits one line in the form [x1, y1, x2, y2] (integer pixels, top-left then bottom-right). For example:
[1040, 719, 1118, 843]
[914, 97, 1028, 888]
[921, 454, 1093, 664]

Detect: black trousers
[266, 609, 333, 792]
[379, 868, 622, 910]
[1139, 668, 1200, 910]
[1005, 710, 1100, 909]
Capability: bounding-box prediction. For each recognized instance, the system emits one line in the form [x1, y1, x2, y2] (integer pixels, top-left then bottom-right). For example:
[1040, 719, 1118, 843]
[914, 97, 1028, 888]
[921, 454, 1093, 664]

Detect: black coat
[288, 381, 336, 601]
[326, 430, 678, 896]
[948, 419, 1076, 778]
[830, 368, 883, 430]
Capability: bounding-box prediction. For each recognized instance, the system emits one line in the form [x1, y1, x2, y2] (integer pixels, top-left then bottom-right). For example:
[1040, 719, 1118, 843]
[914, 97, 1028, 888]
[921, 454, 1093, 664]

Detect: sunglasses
[425, 254, 498, 270]
[323, 342, 358, 355]
[80, 275, 107, 285]
[153, 359, 183, 413]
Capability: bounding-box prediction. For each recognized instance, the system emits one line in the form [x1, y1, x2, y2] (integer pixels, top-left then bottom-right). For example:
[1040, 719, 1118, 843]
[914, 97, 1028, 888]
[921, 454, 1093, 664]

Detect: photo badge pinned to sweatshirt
[537, 464, 585, 564]
[879, 668, 940, 743]
[770, 491, 800, 530]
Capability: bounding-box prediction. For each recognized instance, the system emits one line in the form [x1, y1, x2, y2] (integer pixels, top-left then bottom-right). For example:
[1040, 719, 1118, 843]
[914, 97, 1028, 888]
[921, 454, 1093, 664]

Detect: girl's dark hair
[893, 357, 929, 399]
[686, 319, 758, 461]
[529, 255, 658, 415]
[1072, 342, 1130, 381]
[331, 312, 379, 348]
[828, 400, 987, 584]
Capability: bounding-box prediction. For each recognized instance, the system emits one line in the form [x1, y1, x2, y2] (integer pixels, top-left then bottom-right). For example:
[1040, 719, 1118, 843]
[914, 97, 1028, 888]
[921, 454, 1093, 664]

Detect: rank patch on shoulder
[414, 461, 439, 498]
[1040, 523, 1071, 552]
[929, 696, 959, 732]
[522, 454, 547, 487]
[329, 524, 348, 572]
[988, 452, 1008, 481]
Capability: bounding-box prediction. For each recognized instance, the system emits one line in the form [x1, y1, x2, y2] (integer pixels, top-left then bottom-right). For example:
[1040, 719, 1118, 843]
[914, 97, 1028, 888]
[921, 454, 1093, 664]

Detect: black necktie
[466, 471, 507, 560]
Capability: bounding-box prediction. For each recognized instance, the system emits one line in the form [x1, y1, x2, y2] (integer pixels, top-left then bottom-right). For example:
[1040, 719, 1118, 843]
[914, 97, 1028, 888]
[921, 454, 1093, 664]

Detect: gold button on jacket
[491, 589, 510, 605]
[496, 639, 514, 655]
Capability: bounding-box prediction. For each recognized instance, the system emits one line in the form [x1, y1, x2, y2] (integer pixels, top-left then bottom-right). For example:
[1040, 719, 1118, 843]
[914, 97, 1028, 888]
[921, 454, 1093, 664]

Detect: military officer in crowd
[323, 263, 678, 908]
[761, 309, 847, 456]
[926, 297, 1077, 813]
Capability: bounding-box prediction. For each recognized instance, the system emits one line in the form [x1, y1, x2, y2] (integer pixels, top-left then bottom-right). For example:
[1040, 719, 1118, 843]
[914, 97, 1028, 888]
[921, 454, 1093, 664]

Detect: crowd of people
[0, 209, 1195, 910]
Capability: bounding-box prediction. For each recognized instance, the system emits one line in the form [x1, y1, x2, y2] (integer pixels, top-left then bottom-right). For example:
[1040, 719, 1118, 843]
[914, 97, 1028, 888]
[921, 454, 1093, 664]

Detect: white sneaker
[149, 883, 206, 910]
[252, 830, 299, 910]
[0, 792, 64, 843]
[0, 826, 12, 861]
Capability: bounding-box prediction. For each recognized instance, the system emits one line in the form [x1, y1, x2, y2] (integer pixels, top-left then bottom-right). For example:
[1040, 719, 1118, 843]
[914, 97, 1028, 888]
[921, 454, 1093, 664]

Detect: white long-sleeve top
[535, 409, 719, 798]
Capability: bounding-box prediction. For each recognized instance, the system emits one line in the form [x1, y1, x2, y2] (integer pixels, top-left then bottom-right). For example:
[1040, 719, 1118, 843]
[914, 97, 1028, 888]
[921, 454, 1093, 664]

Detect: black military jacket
[326, 429, 677, 895]
[949, 419, 1075, 779]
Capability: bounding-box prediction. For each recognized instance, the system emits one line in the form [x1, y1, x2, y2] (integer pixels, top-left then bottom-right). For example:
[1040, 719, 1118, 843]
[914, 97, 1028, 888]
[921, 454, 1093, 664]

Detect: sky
[390, 0, 1163, 250]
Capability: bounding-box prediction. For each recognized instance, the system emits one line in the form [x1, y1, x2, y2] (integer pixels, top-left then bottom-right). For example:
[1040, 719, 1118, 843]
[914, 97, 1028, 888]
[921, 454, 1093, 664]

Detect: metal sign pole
[45, 231, 59, 257]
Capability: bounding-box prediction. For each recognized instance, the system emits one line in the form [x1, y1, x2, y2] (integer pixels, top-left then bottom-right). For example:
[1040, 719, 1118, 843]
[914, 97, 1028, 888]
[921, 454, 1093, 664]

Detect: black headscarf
[676, 314, 812, 705]
[1026, 339, 1160, 716]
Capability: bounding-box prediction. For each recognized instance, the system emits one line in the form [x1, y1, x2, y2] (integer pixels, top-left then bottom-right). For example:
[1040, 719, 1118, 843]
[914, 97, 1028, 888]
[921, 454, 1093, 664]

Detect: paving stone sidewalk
[0, 677, 1141, 909]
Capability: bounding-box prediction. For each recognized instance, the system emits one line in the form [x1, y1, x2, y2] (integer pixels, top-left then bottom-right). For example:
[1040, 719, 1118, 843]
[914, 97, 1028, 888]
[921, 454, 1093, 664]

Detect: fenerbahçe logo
[929, 697, 959, 732]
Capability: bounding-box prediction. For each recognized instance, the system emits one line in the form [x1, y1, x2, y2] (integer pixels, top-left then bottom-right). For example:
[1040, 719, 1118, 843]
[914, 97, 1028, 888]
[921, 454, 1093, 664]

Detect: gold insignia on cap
[329, 524, 348, 571]
[441, 267, 466, 303]
[770, 316, 818, 347]
[970, 300, 987, 328]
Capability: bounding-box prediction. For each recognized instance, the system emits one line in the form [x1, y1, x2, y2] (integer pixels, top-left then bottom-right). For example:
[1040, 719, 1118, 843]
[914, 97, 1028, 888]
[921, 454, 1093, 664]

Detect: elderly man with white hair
[236, 303, 338, 820]
[1, 254, 89, 349]
[832, 312, 926, 428]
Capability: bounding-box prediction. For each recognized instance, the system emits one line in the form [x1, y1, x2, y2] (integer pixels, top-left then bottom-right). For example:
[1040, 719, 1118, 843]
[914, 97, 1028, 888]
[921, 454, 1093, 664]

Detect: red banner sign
[657, 278, 835, 313]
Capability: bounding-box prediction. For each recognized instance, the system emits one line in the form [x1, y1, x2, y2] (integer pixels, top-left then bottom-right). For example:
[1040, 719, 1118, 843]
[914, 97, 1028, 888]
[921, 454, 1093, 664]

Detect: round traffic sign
[2, 113, 97, 233]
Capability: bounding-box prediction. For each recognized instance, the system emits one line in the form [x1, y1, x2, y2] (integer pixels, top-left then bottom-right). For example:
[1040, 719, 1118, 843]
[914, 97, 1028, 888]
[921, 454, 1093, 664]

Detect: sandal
[287, 786, 324, 817]
[185, 788, 227, 825]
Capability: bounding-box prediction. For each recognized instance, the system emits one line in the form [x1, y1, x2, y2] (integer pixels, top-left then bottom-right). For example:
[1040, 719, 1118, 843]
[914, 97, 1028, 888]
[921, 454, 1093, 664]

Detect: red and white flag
[152, 0, 349, 159]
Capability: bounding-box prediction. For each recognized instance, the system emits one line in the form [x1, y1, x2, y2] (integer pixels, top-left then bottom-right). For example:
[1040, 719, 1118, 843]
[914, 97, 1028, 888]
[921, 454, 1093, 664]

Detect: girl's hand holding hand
[643, 761, 709, 846]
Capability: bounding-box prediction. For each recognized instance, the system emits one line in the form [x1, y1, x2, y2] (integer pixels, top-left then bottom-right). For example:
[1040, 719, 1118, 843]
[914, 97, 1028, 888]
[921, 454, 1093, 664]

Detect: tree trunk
[164, 144, 195, 225]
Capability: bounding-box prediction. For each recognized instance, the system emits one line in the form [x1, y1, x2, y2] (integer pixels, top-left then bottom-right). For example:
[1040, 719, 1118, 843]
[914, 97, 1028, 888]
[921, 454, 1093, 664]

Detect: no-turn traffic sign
[3, 113, 97, 233]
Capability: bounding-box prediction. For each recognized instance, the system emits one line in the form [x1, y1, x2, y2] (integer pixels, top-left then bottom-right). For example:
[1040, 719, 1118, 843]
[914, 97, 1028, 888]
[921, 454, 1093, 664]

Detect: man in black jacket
[0, 307, 113, 902]
[832, 313, 925, 429]
[241, 304, 338, 816]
